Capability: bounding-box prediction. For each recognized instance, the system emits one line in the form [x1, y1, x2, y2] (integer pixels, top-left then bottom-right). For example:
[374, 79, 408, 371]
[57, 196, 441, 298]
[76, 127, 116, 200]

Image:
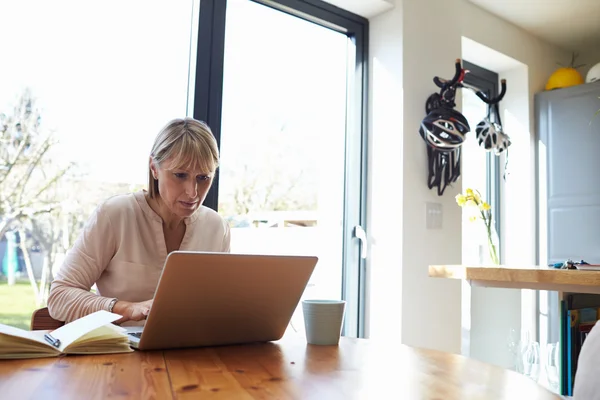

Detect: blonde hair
[148, 118, 219, 198]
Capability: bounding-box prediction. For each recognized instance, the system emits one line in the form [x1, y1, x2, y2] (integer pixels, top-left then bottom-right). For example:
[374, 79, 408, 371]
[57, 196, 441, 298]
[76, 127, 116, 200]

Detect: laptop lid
[137, 251, 318, 350]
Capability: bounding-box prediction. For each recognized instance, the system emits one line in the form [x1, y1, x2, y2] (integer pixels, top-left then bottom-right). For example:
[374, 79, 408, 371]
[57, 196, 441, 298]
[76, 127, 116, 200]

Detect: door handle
[353, 225, 368, 260]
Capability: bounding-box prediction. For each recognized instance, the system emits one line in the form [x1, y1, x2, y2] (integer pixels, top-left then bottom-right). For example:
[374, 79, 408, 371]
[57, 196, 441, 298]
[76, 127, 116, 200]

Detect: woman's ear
[149, 157, 158, 180]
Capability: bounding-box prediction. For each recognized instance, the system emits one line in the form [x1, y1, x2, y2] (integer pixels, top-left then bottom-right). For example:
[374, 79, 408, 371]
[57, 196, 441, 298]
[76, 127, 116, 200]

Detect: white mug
[302, 300, 346, 345]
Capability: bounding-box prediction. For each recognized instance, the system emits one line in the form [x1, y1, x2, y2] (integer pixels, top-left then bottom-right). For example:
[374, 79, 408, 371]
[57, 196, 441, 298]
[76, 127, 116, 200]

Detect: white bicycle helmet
[475, 103, 511, 155]
[493, 127, 511, 155]
[475, 118, 511, 154]
[475, 118, 500, 151]
[586, 62, 600, 83]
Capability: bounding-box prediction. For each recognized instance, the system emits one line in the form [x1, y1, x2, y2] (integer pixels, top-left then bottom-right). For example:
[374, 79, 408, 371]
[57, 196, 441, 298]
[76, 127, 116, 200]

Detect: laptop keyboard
[128, 332, 142, 338]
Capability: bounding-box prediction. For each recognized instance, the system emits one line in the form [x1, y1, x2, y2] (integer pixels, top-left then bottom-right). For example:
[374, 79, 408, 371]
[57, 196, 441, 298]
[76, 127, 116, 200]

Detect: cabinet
[536, 81, 600, 395]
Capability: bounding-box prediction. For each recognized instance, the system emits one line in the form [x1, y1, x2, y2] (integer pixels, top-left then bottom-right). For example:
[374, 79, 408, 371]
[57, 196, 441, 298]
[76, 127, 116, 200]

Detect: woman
[48, 118, 230, 325]
[574, 320, 600, 399]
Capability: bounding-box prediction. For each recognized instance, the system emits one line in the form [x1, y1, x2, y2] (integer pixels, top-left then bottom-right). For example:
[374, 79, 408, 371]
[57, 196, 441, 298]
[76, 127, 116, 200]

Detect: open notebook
[0, 310, 133, 359]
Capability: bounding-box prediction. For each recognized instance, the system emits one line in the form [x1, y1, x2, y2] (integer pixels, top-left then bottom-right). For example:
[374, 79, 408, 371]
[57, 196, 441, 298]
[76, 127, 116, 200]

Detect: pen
[44, 333, 61, 348]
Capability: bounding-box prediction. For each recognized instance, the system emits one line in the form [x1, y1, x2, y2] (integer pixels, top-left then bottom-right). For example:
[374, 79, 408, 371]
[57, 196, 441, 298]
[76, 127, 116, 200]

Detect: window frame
[463, 60, 502, 260]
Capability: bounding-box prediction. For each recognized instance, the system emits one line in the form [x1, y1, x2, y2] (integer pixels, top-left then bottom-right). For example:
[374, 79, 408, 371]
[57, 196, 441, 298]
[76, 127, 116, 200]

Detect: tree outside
[0, 89, 143, 326]
[217, 121, 319, 224]
[0, 89, 73, 302]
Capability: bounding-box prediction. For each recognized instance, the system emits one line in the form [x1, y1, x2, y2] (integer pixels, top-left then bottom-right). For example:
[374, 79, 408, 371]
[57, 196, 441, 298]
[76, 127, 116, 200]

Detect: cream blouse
[48, 190, 230, 323]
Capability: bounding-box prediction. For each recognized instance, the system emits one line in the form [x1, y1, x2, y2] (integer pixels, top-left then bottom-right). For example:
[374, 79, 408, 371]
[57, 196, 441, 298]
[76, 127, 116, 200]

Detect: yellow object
[545, 67, 584, 90]
[456, 187, 499, 264]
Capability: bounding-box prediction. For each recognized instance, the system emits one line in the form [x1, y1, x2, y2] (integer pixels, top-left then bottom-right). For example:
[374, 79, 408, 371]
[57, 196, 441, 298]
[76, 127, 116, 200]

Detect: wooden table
[429, 264, 600, 294]
[0, 333, 561, 399]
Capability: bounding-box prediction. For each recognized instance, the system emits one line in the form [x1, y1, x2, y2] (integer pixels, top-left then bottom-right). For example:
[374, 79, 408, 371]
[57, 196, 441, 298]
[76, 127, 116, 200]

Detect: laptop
[125, 251, 318, 350]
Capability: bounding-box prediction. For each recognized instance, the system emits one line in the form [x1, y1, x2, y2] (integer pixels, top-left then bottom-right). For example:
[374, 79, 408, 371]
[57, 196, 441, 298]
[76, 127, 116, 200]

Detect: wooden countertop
[0, 332, 561, 399]
[430, 264, 600, 293]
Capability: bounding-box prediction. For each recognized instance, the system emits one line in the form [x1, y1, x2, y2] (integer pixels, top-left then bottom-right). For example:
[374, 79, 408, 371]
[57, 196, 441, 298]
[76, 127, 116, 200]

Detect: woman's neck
[145, 193, 184, 230]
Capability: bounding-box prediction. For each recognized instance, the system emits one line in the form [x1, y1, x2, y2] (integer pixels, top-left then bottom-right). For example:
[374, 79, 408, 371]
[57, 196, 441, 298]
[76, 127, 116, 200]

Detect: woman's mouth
[179, 201, 197, 209]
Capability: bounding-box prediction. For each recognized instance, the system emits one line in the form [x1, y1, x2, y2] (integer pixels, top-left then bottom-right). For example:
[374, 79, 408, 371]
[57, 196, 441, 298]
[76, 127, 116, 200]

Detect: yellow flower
[457, 188, 498, 264]
[465, 199, 477, 208]
[455, 194, 467, 206]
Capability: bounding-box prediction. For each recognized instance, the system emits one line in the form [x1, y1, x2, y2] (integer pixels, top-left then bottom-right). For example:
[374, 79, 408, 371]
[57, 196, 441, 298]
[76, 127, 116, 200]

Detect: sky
[0, 0, 193, 184]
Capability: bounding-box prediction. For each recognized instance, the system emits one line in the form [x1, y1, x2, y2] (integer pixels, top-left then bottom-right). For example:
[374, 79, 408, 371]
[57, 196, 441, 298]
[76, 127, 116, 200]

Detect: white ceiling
[468, 0, 600, 51]
[322, 0, 394, 19]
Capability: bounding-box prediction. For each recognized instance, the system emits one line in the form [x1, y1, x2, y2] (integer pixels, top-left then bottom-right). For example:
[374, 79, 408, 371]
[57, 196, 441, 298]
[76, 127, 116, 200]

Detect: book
[563, 295, 600, 395]
[566, 308, 578, 395]
[575, 264, 600, 270]
[579, 322, 595, 345]
[0, 310, 133, 359]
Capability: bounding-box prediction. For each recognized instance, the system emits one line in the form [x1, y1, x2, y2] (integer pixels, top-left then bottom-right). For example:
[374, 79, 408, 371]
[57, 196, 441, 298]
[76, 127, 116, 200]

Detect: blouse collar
[134, 190, 201, 225]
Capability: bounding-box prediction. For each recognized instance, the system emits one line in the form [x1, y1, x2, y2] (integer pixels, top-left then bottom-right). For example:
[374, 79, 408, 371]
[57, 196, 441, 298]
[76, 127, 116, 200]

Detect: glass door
[201, 0, 368, 337]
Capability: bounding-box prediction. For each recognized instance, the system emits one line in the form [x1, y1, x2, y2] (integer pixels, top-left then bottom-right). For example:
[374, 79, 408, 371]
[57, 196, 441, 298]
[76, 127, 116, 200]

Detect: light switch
[425, 202, 443, 229]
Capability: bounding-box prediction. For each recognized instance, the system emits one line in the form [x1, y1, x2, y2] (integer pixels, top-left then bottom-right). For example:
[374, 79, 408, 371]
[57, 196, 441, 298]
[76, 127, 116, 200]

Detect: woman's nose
[186, 181, 197, 197]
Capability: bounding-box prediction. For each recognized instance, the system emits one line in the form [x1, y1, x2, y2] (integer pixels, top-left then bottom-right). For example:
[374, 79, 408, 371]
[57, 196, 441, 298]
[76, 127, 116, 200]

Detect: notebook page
[51, 310, 122, 351]
[0, 324, 55, 348]
[65, 324, 132, 354]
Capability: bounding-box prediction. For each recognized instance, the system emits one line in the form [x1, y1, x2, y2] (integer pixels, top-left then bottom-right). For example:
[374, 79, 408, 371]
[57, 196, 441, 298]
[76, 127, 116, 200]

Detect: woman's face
[150, 157, 214, 218]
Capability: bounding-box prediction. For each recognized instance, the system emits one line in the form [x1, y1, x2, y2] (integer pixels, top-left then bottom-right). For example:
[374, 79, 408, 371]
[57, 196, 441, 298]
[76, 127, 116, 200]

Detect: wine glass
[507, 328, 519, 371]
[545, 342, 560, 392]
[507, 328, 524, 373]
[522, 340, 541, 382]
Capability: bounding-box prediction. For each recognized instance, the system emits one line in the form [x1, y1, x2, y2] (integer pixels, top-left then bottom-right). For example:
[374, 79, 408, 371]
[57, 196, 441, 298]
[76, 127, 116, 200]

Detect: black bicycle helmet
[419, 107, 470, 151]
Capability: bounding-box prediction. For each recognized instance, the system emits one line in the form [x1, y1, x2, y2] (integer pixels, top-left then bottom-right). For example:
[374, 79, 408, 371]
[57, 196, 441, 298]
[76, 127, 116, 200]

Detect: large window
[0, 0, 369, 336]
[0, 0, 195, 328]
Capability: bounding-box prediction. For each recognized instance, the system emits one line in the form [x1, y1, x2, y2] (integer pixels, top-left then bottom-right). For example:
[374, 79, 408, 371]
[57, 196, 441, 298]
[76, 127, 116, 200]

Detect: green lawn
[0, 282, 38, 330]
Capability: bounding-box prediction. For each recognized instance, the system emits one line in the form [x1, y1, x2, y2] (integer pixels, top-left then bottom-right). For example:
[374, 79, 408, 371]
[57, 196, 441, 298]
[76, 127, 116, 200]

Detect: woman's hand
[112, 299, 153, 324]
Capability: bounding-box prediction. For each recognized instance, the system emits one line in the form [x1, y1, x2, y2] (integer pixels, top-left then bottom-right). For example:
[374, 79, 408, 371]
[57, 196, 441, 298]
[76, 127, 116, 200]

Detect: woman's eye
[197, 175, 210, 182]
[174, 173, 187, 179]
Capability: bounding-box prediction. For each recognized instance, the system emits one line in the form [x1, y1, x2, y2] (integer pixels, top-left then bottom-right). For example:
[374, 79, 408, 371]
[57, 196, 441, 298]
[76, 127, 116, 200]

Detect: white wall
[400, 0, 464, 353]
[580, 47, 600, 81]
[366, 2, 403, 341]
[368, 0, 570, 356]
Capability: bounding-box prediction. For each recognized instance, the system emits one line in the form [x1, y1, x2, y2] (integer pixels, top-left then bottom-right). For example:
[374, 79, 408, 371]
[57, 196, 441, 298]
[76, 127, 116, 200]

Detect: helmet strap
[426, 145, 437, 190]
[493, 102, 503, 128]
[426, 146, 461, 196]
[503, 148, 510, 181]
